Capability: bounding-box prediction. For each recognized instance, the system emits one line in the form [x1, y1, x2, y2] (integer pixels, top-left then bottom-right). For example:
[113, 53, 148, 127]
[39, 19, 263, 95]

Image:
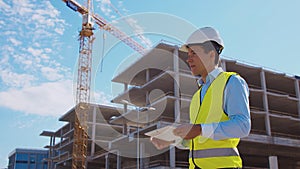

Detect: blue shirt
[198, 67, 251, 140]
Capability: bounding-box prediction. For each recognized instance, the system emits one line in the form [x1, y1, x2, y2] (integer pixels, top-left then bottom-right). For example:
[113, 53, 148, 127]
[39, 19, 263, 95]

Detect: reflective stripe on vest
[188, 72, 242, 168]
[189, 148, 239, 159]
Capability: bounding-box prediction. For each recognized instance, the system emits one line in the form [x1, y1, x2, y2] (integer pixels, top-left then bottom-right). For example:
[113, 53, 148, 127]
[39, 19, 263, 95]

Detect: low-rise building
[8, 148, 48, 169]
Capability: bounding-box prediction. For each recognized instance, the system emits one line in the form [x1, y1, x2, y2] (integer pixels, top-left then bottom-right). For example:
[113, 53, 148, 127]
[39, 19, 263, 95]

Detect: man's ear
[209, 50, 216, 62]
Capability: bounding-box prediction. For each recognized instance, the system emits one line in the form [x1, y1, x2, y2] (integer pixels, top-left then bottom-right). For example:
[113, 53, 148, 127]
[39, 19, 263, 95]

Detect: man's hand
[173, 124, 202, 139]
[150, 137, 174, 150]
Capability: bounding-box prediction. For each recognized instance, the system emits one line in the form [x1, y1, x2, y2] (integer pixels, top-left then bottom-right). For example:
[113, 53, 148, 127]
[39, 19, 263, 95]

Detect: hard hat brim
[179, 44, 189, 52]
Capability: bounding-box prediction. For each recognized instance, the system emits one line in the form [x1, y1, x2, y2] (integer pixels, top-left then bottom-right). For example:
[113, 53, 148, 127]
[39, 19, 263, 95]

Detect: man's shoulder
[220, 71, 244, 82]
[225, 72, 249, 91]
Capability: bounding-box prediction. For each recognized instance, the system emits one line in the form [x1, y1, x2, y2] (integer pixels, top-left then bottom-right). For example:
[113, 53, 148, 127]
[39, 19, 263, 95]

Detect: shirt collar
[197, 67, 224, 86]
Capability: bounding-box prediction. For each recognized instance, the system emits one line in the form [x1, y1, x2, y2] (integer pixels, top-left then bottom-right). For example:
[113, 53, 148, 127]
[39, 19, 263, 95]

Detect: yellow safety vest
[188, 72, 242, 169]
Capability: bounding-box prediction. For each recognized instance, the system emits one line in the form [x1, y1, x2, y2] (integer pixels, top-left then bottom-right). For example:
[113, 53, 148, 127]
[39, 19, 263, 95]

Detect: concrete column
[60, 128, 63, 145]
[105, 154, 109, 169]
[137, 113, 140, 169]
[146, 68, 150, 105]
[171, 47, 179, 169]
[91, 106, 96, 156]
[140, 142, 145, 169]
[124, 83, 128, 91]
[261, 70, 271, 135]
[123, 122, 128, 135]
[294, 79, 300, 118]
[117, 151, 121, 169]
[141, 142, 150, 169]
[48, 136, 53, 169]
[52, 135, 55, 156]
[124, 83, 128, 113]
[52, 135, 55, 146]
[173, 47, 180, 123]
[269, 156, 279, 169]
[123, 83, 128, 134]
[145, 69, 150, 124]
[169, 146, 176, 169]
[49, 136, 53, 154]
[146, 68, 150, 83]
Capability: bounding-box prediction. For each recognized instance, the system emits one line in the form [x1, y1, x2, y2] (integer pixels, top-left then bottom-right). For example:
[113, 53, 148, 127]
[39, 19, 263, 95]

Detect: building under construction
[41, 42, 300, 169]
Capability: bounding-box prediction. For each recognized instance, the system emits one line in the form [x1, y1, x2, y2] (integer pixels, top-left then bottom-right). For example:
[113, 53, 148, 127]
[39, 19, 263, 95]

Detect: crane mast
[72, 0, 93, 168]
[61, 0, 146, 168]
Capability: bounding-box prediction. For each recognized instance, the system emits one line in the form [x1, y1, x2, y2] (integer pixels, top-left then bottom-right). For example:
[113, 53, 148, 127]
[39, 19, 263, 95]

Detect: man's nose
[186, 58, 191, 63]
[186, 55, 193, 63]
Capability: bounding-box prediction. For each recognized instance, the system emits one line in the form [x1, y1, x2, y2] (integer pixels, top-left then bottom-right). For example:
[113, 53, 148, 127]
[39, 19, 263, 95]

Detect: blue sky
[1, 0, 300, 167]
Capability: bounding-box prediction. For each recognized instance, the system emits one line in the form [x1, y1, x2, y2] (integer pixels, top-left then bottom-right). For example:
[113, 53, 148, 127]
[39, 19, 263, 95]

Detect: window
[16, 153, 28, 161]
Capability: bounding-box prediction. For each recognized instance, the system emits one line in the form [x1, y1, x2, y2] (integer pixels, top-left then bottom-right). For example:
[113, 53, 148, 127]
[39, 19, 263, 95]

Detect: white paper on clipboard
[145, 125, 181, 142]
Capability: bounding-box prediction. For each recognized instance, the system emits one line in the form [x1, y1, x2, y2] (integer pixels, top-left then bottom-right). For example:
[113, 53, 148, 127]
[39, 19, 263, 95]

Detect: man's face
[186, 45, 211, 76]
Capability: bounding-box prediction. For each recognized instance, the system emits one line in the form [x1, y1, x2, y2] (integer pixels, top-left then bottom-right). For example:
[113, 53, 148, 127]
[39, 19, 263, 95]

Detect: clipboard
[145, 125, 181, 142]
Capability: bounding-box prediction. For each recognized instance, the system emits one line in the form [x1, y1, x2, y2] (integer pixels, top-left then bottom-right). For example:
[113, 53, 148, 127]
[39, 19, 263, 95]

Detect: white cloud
[41, 67, 64, 81]
[21, 59, 33, 67]
[0, 0, 70, 87]
[0, 80, 115, 117]
[120, 18, 152, 47]
[33, 42, 41, 48]
[126, 18, 142, 33]
[12, 0, 34, 16]
[0, 80, 75, 116]
[0, 0, 121, 116]
[8, 37, 22, 46]
[111, 20, 119, 25]
[118, 1, 123, 7]
[40, 54, 50, 61]
[27, 47, 43, 57]
[0, 55, 9, 65]
[102, 0, 111, 4]
[2, 45, 14, 53]
[31, 29, 53, 40]
[35, 7, 59, 18]
[101, 5, 112, 17]
[14, 117, 35, 129]
[1, 0, 67, 53]
[0, 69, 36, 88]
[31, 13, 54, 27]
[44, 48, 52, 53]
[0, 0, 10, 12]
[92, 90, 112, 105]
[96, 0, 152, 47]
[3, 31, 17, 35]
[54, 27, 64, 35]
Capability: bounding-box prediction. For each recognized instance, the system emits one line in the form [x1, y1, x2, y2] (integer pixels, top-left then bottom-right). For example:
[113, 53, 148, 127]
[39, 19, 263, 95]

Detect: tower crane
[61, 0, 146, 168]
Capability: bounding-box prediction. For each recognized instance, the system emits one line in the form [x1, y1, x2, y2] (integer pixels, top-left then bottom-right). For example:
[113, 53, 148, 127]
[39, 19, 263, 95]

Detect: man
[151, 27, 251, 169]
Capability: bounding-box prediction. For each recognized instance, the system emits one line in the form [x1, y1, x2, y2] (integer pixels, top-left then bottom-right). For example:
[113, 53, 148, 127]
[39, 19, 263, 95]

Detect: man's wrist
[198, 124, 202, 135]
[193, 124, 202, 136]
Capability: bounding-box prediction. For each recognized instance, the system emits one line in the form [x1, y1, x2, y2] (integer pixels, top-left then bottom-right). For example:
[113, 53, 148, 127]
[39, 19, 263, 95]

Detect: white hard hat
[180, 27, 224, 52]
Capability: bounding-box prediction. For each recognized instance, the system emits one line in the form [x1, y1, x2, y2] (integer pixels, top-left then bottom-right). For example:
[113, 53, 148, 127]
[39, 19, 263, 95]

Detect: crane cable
[107, 1, 151, 48]
[100, 30, 106, 72]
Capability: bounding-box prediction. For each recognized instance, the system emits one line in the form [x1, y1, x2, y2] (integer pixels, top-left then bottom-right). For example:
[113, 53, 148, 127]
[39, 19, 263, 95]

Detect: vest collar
[197, 67, 224, 86]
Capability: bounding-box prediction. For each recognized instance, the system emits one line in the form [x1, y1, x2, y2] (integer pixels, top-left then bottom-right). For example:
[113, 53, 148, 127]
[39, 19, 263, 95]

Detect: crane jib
[66, 0, 78, 12]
